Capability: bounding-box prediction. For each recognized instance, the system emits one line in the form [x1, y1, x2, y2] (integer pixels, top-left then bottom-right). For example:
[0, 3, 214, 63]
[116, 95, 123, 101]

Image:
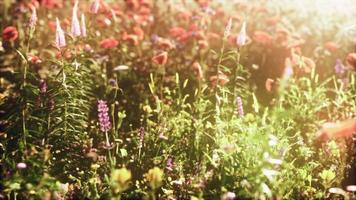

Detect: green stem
[105, 131, 113, 166]
[231, 48, 241, 118]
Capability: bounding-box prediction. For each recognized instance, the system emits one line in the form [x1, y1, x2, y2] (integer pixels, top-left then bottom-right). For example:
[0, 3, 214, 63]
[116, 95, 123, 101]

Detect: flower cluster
[97, 100, 111, 132]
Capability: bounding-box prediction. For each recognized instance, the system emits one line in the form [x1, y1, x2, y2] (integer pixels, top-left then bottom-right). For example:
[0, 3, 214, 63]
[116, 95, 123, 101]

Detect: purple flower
[71, 1, 81, 37]
[39, 79, 47, 95]
[97, 100, 111, 132]
[166, 158, 173, 172]
[224, 18, 232, 39]
[334, 59, 345, 75]
[29, 6, 37, 28]
[236, 22, 247, 48]
[90, 0, 100, 14]
[108, 78, 117, 87]
[55, 18, 66, 48]
[236, 96, 244, 118]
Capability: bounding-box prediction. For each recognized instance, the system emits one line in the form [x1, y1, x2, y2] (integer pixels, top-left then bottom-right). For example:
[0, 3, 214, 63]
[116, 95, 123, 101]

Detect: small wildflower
[192, 61, 204, 80]
[111, 168, 132, 194]
[209, 72, 229, 87]
[152, 51, 168, 65]
[39, 79, 47, 95]
[221, 192, 236, 200]
[166, 158, 173, 172]
[29, 6, 37, 28]
[2, 26, 19, 41]
[16, 162, 27, 169]
[145, 167, 164, 190]
[138, 127, 145, 149]
[316, 120, 356, 141]
[334, 59, 345, 75]
[90, 0, 100, 14]
[346, 52, 356, 70]
[253, 31, 272, 44]
[223, 18, 232, 39]
[346, 185, 356, 192]
[71, 1, 81, 37]
[265, 78, 275, 92]
[235, 96, 244, 117]
[113, 65, 129, 71]
[28, 54, 42, 64]
[97, 100, 111, 132]
[236, 21, 247, 48]
[55, 18, 66, 49]
[283, 57, 293, 79]
[159, 132, 168, 140]
[99, 38, 119, 49]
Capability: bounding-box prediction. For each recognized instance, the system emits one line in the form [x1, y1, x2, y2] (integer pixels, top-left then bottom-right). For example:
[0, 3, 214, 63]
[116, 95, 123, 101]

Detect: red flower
[346, 52, 356, 70]
[253, 31, 272, 44]
[169, 27, 186, 38]
[28, 54, 42, 64]
[317, 120, 356, 141]
[99, 38, 119, 49]
[2, 26, 19, 41]
[324, 41, 339, 52]
[152, 52, 168, 65]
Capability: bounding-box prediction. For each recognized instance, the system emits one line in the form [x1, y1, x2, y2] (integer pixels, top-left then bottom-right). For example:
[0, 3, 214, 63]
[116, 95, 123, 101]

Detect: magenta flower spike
[29, 6, 37, 28]
[90, 0, 100, 14]
[97, 100, 111, 132]
[71, 0, 81, 37]
[236, 21, 247, 48]
[81, 14, 87, 37]
[55, 18, 66, 49]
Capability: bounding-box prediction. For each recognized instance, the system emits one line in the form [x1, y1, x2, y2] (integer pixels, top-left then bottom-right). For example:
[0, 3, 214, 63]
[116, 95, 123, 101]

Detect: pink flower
[192, 61, 203, 80]
[236, 21, 246, 47]
[81, 14, 87, 37]
[29, 6, 37, 28]
[17, 162, 27, 169]
[55, 18, 66, 49]
[71, 1, 81, 37]
[90, 0, 100, 14]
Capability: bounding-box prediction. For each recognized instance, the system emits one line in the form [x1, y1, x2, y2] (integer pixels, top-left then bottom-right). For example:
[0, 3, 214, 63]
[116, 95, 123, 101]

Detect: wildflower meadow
[0, 0, 355, 199]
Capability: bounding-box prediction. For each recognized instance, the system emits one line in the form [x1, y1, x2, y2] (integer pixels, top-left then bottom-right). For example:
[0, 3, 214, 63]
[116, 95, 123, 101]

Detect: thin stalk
[105, 131, 113, 166]
[231, 48, 241, 118]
